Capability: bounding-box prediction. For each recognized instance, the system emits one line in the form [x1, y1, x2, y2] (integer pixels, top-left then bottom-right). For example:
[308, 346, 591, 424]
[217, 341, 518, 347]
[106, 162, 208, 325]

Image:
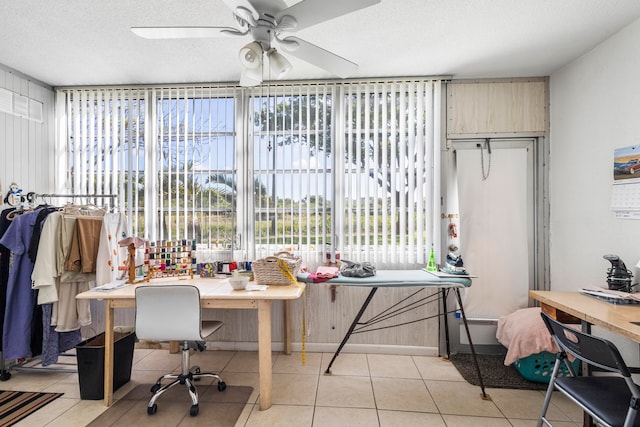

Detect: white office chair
[135, 284, 226, 416]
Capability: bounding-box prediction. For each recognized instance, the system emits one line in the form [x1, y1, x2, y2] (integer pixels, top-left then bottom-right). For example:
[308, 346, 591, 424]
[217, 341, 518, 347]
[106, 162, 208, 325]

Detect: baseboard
[203, 341, 439, 356]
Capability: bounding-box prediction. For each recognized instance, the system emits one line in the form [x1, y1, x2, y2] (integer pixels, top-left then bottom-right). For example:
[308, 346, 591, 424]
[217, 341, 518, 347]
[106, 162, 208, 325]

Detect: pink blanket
[496, 307, 559, 366]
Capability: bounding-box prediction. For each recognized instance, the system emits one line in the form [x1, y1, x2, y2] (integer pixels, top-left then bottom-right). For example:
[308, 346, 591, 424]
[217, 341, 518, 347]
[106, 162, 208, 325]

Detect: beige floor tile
[545, 390, 585, 423]
[316, 375, 375, 408]
[132, 348, 155, 365]
[13, 396, 84, 427]
[441, 414, 513, 426]
[273, 351, 322, 375]
[312, 406, 378, 427]
[43, 379, 82, 398]
[245, 404, 314, 427]
[489, 387, 571, 421]
[130, 368, 175, 385]
[271, 373, 318, 405]
[234, 402, 255, 427]
[426, 379, 503, 417]
[509, 419, 580, 427]
[378, 409, 447, 427]
[5, 349, 576, 426]
[190, 349, 235, 372]
[216, 371, 261, 404]
[372, 377, 438, 412]
[224, 351, 265, 373]
[321, 352, 369, 376]
[133, 348, 182, 371]
[413, 355, 465, 381]
[0, 370, 70, 392]
[368, 354, 421, 379]
[42, 399, 114, 427]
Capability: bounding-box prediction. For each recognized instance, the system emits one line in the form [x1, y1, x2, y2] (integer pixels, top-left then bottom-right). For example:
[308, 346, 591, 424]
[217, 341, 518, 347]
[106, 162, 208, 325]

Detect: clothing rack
[26, 192, 117, 202]
[0, 193, 118, 380]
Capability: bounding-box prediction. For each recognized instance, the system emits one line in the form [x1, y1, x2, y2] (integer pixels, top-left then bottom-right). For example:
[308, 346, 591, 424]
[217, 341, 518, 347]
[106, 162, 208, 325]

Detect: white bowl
[228, 276, 249, 290]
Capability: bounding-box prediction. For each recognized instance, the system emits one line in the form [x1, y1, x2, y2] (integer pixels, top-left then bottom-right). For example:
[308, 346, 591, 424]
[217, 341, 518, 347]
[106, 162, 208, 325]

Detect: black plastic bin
[76, 331, 136, 400]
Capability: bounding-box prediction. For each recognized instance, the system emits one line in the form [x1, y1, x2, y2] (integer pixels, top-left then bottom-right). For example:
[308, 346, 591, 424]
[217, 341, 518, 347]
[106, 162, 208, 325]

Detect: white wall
[550, 17, 640, 291]
[0, 65, 55, 197]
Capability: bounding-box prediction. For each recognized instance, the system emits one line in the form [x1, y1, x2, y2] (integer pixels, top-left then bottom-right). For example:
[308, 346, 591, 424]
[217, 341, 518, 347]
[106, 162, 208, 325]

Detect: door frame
[440, 136, 549, 353]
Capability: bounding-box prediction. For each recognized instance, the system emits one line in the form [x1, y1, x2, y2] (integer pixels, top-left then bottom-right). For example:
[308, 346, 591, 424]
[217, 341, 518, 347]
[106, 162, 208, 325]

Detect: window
[56, 79, 441, 269]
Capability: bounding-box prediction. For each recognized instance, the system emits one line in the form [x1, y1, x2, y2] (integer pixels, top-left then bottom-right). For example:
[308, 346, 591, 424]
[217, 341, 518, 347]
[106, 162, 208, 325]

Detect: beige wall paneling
[447, 79, 548, 138]
[85, 283, 440, 355]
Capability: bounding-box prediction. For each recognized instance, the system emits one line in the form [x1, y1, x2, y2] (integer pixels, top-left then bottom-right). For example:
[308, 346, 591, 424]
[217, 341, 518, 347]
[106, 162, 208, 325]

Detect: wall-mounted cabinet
[447, 79, 548, 138]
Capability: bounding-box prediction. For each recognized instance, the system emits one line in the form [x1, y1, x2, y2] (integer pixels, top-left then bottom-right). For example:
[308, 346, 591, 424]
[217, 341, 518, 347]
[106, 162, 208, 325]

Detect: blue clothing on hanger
[0, 209, 41, 360]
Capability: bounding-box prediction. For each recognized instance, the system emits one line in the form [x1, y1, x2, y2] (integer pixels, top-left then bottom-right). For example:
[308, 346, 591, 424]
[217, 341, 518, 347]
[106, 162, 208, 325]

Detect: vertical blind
[56, 79, 441, 268]
[249, 83, 334, 267]
[338, 80, 441, 267]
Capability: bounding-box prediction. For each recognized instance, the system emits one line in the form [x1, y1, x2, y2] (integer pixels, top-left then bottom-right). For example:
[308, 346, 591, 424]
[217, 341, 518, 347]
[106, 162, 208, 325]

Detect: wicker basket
[253, 252, 302, 285]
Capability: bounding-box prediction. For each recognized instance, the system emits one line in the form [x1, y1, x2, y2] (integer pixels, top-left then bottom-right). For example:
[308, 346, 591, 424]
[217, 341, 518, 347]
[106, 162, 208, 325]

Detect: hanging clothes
[0, 207, 16, 352]
[31, 211, 62, 305]
[64, 216, 103, 273]
[95, 212, 129, 286]
[31, 210, 83, 365]
[0, 209, 43, 360]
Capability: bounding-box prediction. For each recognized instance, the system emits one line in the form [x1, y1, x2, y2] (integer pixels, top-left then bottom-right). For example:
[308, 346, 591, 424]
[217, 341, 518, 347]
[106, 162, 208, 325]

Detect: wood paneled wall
[447, 79, 548, 138]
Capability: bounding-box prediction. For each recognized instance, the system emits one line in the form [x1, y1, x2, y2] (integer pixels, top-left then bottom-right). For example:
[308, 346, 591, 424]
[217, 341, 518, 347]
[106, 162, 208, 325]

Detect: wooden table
[76, 278, 305, 410]
[529, 290, 640, 342]
[530, 290, 640, 426]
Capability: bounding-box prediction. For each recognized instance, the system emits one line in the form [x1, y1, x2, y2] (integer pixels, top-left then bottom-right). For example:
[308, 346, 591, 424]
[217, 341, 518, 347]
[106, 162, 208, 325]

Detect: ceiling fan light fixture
[267, 49, 291, 79]
[239, 41, 263, 69]
[240, 66, 262, 87]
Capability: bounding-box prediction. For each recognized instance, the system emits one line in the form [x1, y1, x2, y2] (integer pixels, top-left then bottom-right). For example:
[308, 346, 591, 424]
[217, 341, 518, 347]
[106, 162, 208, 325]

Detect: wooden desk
[530, 290, 640, 427]
[529, 290, 640, 342]
[76, 278, 305, 410]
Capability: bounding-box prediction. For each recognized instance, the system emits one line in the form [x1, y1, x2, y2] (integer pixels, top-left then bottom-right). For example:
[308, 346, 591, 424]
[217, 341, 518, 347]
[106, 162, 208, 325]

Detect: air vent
[0, 87, 44, 122]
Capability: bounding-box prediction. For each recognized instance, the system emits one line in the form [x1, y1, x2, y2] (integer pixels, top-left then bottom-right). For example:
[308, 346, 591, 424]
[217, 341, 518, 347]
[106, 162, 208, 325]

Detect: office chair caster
[147, 404, 157, 415]
[218, 380, 227, 391]
[150, 383, 161, 393]
[190, 404, 199, 416]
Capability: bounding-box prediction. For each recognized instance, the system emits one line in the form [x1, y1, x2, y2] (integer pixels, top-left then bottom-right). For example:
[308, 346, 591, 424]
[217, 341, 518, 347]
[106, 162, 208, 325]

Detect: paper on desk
[580, 285, 640, 301]
[245, 284, 268, 291]
[91, 280, 128, 291]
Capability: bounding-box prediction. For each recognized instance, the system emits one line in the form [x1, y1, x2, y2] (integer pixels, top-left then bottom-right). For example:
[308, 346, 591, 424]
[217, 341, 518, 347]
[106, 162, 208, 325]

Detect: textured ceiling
[1, 0, 640, 87]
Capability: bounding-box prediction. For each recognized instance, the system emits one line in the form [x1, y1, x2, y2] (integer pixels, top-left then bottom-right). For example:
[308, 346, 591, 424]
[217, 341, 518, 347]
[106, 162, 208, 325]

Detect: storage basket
[253, 252, 302, 285]
[513, 351, 581, 383]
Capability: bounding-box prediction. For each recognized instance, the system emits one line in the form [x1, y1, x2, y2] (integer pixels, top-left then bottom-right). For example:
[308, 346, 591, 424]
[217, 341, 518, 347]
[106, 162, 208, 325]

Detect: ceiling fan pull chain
[480, 139, 491, 180]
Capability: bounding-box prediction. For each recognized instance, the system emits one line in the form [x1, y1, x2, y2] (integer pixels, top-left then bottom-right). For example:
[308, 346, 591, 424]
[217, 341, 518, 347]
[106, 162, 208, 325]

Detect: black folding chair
[538, 311, 640, 427]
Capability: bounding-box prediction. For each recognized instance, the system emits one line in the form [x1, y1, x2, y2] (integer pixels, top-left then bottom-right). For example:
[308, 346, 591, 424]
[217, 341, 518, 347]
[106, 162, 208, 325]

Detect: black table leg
[453, 288, 489, 400]
[441, 288, 451, 357]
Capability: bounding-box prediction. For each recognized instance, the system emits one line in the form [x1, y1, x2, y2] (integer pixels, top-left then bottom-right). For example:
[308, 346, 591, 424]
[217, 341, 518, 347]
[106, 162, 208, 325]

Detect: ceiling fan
[131, 0, 381, 86]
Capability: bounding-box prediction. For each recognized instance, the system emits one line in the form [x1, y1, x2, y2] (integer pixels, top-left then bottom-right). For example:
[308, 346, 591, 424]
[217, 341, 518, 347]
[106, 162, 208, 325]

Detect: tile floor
[2, 349, 584, 426]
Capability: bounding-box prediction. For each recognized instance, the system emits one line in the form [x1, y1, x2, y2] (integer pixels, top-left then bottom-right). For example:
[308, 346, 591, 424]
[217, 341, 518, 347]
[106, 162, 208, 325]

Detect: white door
[452, 139, 534, 323]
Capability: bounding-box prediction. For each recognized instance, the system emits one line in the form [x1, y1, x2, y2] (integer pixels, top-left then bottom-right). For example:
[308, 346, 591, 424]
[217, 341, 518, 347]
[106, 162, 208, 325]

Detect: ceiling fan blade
[131, 26, 244, 39]
[277, 36, 357, 78]
[276, 0, 380, 32]
[221, 0, 260, 25]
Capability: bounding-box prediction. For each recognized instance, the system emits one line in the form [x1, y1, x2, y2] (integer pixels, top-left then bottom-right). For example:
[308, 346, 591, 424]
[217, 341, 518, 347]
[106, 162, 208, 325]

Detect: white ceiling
[2, 0, 640, 87]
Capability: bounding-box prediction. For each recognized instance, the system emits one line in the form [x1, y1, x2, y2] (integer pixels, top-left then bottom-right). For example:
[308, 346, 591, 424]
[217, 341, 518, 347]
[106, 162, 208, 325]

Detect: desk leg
[284, 300, 292, 355]
[258, 300, 273, 410]
[103, 302, 115, 406]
